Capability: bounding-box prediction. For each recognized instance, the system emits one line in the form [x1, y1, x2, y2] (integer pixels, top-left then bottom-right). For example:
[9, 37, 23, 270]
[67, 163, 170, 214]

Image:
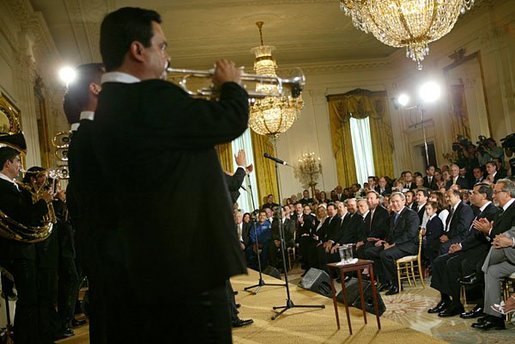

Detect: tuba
[0, 132, 54, 243]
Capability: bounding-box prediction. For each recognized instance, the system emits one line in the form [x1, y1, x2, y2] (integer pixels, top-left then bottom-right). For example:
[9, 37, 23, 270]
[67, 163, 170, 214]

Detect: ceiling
[28, 0, 494, 72]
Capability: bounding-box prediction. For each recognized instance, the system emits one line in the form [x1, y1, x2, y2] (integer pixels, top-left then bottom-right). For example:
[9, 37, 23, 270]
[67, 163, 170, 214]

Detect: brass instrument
[166, 67, 305, 99]
[0, 133, 54, 243]
[51, 130, 70, 179]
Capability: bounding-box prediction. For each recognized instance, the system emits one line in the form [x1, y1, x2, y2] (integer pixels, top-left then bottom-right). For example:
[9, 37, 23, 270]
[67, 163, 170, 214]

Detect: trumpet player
[92, 6, 249, 343]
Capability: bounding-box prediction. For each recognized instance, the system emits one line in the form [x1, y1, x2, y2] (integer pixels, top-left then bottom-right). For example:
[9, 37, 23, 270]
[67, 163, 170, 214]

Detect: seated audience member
[354, 199, 370, 258]
[438, 189, 474, 254]
[485, 160, 501, 184]
[269, 206, 296, 270]
[403, 171, 416, 190]
[415, 175, 425, 189]
[360, 191, 390, 253]
[424, 165, 438, 190]
[317, 190, 329, 205]
[334, 185, 345, 202]
[471, 166, 485, 185]
[421, 201, 444, 267]
[245, 210, 272, 270]
[472, 227, 515, 330]
[375, 176, 392, 196]
[295, 204, 317, 273]
[405, 190, 416, 210]
[367, 192, 420, 295]
[428, 183, 497, 318]
[446, 163, 469, 190]
[434, 169, 446, 190]
[415, 189, 429, 227]
[261, 194, 279, 210]
[299, 189, 314, 206]
[325, 200, 358, 264]
[429, 191, 450, 225]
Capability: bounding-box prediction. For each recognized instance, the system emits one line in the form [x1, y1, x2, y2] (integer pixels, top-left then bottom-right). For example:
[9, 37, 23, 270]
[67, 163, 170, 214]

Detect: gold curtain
[250, 130, 279, 206]
[215, 143, 233, 172]
[449, 83, 471, 141]
[327, 89, 394, 186]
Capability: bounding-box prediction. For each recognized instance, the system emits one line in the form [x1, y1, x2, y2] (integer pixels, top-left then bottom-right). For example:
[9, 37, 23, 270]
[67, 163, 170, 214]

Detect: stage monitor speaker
[298, 268, 332, 298]
[336, 277, 386, 316]
[263, 266, 282, 280]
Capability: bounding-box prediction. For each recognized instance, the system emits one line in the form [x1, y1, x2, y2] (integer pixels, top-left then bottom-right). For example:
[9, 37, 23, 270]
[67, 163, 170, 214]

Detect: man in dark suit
[471, 166, 485, 186]
[375, 176, 392, 196]
[299, 190, 314, 206]
[439, 189, 475, 254]
[367, 192, 419, 295]
[359, 191, 390, 258]
[92, 7, 249, 343]
[261, 194, 280, 210]
[0, 147, 52, 344]
[428, 183, 498, 318]
[423, 165, 438, 190]
[446, 163, 470, 190]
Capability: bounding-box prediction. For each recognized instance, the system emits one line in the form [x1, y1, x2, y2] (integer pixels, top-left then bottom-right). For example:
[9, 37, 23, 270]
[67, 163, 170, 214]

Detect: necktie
[394, 212, 400, 225]
[446, 207, 454, 231]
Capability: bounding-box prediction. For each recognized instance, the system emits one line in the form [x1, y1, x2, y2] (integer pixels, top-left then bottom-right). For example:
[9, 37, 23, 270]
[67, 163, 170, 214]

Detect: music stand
[244, 173, 285, 294]
[265, 144, 325, 320]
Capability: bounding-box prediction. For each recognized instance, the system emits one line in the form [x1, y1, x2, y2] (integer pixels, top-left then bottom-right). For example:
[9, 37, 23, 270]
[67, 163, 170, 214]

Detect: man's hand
[439, 234, 449, 243]
[384, 242, 395, 250]
[356, 241, 364, 249]
[234, 149, 246, 167]
[493, 234, 513, 249]
[212, 59, 241, 86]
[246, 164, 253, 174]
[473, 217, 492, 235]
[448, 243, 462, 254]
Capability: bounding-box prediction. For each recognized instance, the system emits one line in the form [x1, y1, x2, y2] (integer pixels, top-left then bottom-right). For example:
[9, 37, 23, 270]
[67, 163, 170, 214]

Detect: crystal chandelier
[248, 22, 303, 139]
[340, 0, 475, 70]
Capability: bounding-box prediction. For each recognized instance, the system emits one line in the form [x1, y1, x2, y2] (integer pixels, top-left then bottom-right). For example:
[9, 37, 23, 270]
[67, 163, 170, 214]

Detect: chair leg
[410, 262, 417, 287]
[417, 260, 426, 288]
[397, 263, 402, 290]
[406, 265, 413, 286]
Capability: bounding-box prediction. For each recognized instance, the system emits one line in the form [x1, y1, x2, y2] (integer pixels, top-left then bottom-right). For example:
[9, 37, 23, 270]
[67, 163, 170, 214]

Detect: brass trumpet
[166, 67, 305, 99]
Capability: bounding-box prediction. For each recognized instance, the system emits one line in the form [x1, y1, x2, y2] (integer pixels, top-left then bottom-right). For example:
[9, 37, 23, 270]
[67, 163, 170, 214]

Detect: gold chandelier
[295, 152, 322, 190]
[340, 0, 475, 70]
[248, 22, 303, 139]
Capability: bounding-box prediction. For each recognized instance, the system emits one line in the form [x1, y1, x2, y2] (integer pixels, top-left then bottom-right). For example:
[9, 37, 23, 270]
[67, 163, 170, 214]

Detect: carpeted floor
[57, 266, 515, 343]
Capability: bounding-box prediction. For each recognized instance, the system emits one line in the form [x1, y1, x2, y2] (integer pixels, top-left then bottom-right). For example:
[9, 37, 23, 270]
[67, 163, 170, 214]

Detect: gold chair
[396, 230, 425, 291]
[502, 272, 515, 321]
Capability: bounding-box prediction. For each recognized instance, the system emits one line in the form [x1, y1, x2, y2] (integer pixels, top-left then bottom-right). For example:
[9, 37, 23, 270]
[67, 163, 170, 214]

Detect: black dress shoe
[428, 300, 449, 314]
[54, 328, 75, 340]
[459, 273, 481, 286]
[235, 303, 241, 309]
[378, 282, 391, 292]
[385, 285, 399, 295]
[460, 306, 484, 319]
[471, 317, 505, 330]
[72, 318, 87, 327]
[232, 318, 254, 328]
[438, 304, 464, 317]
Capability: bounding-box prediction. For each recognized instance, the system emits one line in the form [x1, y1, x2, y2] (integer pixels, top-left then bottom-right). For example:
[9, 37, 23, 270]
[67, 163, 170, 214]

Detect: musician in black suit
[0, 147, 52, 344]
[368, 192, 419, 295]
[439, 189, 475, 254]
[92, 7, 249, 343]
[428, 183, 498, 317]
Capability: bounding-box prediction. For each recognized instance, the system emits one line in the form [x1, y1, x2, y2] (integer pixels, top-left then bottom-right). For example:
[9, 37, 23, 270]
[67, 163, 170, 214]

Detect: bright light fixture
[58, 66, 77, 85]
[397, 93, 410, 107]
[419, 82, 441, 103]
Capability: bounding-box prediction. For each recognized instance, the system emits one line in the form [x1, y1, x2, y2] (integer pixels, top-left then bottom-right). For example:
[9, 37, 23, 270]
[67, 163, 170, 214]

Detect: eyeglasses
[493, 190, 507, 195]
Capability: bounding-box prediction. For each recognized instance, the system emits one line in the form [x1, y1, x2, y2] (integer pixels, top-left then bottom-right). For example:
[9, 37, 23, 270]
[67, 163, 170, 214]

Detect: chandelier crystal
[248, 22, 303, 138]
[340, 0, 475, 70]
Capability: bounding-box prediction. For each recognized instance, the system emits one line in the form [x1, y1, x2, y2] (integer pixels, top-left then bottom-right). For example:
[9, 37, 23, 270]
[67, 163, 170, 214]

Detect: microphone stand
[266, 143, 325, 320]
[244, 173, 284, 294]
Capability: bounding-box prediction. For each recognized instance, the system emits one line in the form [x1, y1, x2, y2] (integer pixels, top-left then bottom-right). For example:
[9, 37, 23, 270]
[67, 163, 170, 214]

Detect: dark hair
[22, 166, 46, 184]
[100, 7, 162, 71]
[63, 63, 104, 124]
[474, 183, 493, 201]
[0, 147, 19, 168]
[426, 200, 439, 210]
[416, 188, 430, 198]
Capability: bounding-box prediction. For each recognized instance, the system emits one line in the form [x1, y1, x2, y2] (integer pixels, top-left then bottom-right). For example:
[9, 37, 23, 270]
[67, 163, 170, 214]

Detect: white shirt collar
[479, 201, 492, 213]
[503, 198, 515, 212]
[70, 123, 80, 132]
[80, 111, 95, 121]
[101, 72, 141, 84]
[0, 172, 18, 189]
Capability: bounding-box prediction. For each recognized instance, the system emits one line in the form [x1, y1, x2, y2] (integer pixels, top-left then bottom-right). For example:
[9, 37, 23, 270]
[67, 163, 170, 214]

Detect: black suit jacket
[92, 79, 249, 302]
[423, 176, 438, 190]
[225, 167, 246, 204]
[446, 177, 469, 190]
[271, 217, 295, 247]
[488, 201, 515, 239]
[0, 179, 48, 260]
[446, 201, 475, 243]
[366, 206, 390, 240]
[386, 207, 419, 254]
[460, 202, 499, 251]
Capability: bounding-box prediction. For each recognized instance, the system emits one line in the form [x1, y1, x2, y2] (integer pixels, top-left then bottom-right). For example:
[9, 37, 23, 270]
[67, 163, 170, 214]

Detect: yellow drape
[448, 83, 471, 141]
[250, 130, 279, 206]
[327, 90, 394, 186]
[215, 143, 233, 172]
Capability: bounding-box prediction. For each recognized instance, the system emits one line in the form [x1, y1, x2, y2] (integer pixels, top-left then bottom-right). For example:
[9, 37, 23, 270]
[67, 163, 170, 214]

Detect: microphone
[263, 153, 288, 165]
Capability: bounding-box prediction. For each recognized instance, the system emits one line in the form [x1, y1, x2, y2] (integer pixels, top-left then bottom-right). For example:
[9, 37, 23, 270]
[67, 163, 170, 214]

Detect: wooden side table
[327, 259, 381, 335]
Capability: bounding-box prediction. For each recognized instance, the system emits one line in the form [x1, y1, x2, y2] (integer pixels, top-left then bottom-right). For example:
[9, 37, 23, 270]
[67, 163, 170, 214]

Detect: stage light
[397, 93, 410, 107]
[418, 81, 441, 103]
[58, 66, 77, 86]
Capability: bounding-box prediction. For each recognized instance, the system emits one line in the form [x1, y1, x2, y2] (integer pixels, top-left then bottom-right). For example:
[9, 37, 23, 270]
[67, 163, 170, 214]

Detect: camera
[451, 135, 472, 152]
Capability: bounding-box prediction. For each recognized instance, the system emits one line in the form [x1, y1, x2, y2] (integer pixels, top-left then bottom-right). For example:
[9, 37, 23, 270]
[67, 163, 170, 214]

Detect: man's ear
[129, 41, 146, 62]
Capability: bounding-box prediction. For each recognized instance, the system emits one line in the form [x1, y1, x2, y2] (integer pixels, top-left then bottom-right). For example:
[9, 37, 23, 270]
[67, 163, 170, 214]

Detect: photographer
[500, 133, 514, 177]
[477, 136, 504, 167]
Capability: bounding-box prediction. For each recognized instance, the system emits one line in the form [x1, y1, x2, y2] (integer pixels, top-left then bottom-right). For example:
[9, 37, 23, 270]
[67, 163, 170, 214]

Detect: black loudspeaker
[336, 277, 386, 316]
[263, 266, 282, 280]
[298, 268, 332, 298]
